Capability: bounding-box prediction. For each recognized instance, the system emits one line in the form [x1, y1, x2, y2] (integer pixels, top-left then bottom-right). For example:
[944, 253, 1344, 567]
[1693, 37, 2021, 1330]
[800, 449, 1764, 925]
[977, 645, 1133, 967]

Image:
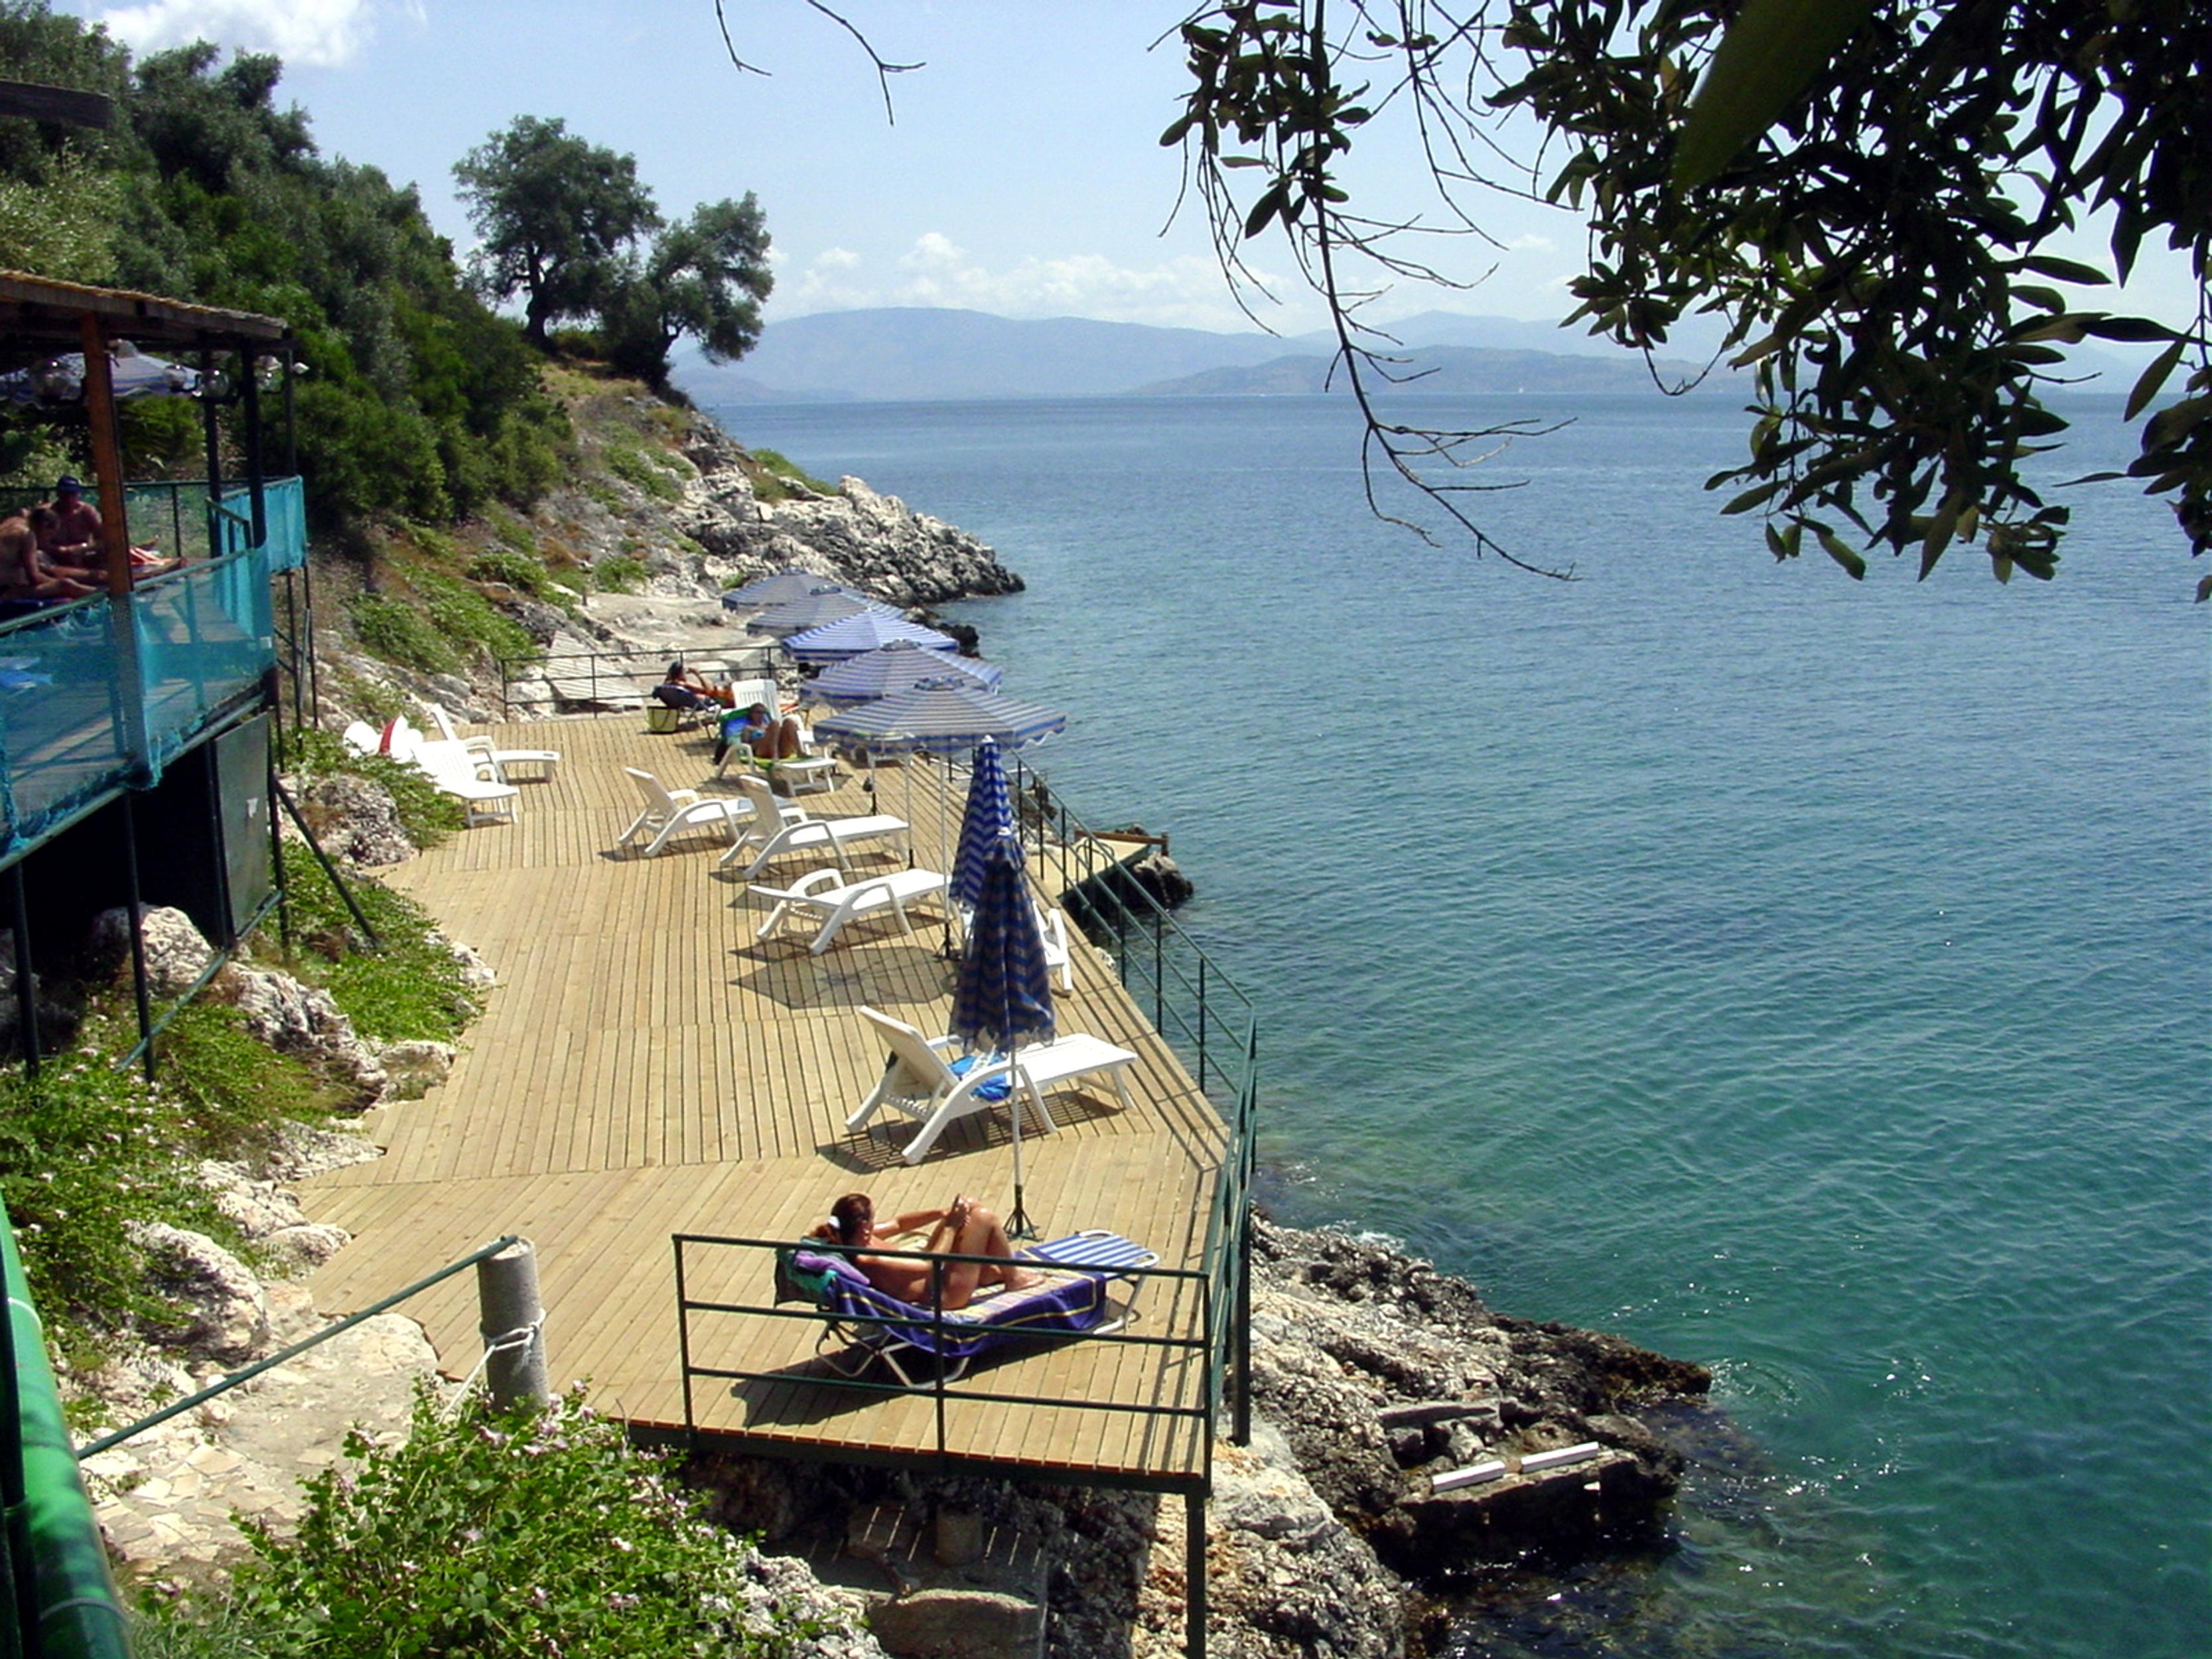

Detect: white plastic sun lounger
[749, 867, 949, 954]
[718, 775, 909, 877]
[845, 1005, 1138, 1164]
[616, 768, 750, 857]
[425, 703, 561, 782]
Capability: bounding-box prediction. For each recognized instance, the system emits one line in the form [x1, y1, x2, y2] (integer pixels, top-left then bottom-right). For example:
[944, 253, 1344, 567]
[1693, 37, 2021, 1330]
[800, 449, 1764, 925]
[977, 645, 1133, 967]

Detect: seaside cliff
[76, 380, 1711, 1657]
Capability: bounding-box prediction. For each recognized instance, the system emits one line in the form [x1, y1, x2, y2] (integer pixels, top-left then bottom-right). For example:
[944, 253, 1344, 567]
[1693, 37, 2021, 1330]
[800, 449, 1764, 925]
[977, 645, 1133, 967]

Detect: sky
[57, 0, 2203, 345]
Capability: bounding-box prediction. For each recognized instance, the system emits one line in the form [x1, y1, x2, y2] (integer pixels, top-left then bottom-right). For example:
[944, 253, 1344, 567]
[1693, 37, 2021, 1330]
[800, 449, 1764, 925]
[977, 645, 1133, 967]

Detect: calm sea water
[713, 391, 2209, 1659]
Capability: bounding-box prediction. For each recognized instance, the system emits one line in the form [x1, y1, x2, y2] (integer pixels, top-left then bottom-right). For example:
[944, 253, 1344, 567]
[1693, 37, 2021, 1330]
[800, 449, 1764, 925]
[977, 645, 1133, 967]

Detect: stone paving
[82, 1281, 441, 1583]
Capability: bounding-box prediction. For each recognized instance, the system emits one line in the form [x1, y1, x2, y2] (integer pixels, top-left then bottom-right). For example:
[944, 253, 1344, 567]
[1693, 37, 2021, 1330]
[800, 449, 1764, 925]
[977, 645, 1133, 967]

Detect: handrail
[2, 1198, 129, 1659]
[673, 1234, 1213, 1475]
[494, 644, 776, 717]
[75, 1234, 521, 1461]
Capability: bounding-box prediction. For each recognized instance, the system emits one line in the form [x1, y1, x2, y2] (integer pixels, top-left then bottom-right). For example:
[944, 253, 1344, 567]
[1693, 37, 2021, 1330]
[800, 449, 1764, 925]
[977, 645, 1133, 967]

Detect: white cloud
[782, 234, 1304, 332]
[92, 0, 412, 68]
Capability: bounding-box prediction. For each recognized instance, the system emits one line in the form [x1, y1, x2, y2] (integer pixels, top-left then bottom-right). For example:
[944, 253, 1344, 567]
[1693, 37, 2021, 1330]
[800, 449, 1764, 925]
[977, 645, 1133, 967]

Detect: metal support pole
[118, 794, 155, 1082]
[11, 864, 39, 1077]
[199, 346, 221, 564]
[476, 1238, 548, 1411]
[1184, 1491, 1208, 1659]
[271, 776, 380, 948]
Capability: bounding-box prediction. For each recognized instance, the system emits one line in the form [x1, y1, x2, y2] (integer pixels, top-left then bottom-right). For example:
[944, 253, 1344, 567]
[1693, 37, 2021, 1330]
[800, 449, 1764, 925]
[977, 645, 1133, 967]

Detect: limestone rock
[259, 1222, 350, 1274]
[215, 965, 387, 1105]
[293, 772, 414, 867]
[129, 1223, 270, 1362]
[377, 1039, 456, 1100]
[86, 905, 212, 997]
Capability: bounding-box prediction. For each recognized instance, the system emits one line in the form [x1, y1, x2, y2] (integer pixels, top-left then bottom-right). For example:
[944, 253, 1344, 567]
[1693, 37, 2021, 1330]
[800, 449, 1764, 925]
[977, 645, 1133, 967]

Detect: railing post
[477, 1238, 548, 1411]
[1197, 958, 1209, 1094]
[675, 1239, 697, 1445]
[11, 863, 38, 1077]
[1185, 1490, 1208, 1659]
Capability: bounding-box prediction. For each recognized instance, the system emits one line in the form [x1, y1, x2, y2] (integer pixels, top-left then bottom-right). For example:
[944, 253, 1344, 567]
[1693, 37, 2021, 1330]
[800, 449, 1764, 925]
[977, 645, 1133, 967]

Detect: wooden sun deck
[301, 712, 1229, 1489]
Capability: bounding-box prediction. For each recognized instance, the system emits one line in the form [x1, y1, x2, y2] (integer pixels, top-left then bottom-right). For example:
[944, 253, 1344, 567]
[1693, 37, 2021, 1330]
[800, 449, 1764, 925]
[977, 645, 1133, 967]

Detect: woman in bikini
[813, 1192, 1040, 1310]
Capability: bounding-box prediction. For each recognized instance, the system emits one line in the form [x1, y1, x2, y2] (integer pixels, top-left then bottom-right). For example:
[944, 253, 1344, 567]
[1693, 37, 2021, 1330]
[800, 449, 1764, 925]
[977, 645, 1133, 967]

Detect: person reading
[811, 1192, 1040, 1310]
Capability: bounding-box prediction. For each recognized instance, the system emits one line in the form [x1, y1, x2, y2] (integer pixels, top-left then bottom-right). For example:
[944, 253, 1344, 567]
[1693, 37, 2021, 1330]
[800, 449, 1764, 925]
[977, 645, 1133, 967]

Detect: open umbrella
[784, 611, 961, 664]
[950, 830, 1056, 1238]
[801, 638, 1002, 710]
[745, 589, 896, 638]
[719, 568, 856, 611]
[811, 683, 1068, 757]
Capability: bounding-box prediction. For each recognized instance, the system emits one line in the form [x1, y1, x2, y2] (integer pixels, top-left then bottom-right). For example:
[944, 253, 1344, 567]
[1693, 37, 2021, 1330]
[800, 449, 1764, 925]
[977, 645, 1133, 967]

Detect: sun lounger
[845, 1005, 1138, 1163]
[749, 867, 949, 953]
[719, 776, 908, 876]
[616, 768, 750, 857]
[776, 1230, 1158, 1386]
[424, 703, 561, 781]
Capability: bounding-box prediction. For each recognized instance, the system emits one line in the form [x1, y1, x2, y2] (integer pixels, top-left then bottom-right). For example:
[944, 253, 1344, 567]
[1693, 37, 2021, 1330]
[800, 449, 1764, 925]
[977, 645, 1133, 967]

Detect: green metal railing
[494, 644, 776, 717]
[1, 1199, 129, 1659]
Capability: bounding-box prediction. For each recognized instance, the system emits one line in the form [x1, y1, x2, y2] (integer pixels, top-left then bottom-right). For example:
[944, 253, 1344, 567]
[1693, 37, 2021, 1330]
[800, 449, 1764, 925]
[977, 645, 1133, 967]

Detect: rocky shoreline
[65, 394, 1714, 1656]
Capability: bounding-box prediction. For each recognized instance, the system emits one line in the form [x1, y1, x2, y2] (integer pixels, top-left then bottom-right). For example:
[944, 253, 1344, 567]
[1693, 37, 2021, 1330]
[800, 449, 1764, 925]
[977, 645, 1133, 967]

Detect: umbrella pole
[939, 749, 961, 958]
[1006, 1035, 1037, 1240]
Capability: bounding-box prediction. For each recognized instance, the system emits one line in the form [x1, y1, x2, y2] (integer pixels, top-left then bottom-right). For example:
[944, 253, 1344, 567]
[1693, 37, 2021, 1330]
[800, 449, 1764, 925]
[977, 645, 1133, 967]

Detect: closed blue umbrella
[951, 737, 1016, 915]
[719, 568, 855, 611]
[746, 589, 896, 638]
[802, 639, 1002, 709]
[785, 611, 960, 664]
[950, 830, 1056, 1236]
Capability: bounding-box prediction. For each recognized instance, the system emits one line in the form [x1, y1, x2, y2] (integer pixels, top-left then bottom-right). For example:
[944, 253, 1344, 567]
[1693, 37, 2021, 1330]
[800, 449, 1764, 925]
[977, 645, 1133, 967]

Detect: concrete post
[476, 1238, 548, 1411]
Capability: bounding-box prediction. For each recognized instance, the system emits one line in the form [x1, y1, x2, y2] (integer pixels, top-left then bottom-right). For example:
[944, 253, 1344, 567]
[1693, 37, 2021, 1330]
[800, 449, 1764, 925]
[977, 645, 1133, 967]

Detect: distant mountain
[676, 307, 1291, 403]
[1135, 344, 1724, 397]
[672, 305, 1738, 404]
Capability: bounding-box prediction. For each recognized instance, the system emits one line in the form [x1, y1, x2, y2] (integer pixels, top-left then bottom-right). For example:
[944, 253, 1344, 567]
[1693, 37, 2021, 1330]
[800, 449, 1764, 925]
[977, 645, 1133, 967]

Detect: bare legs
[859, 1196, 1040, 1309]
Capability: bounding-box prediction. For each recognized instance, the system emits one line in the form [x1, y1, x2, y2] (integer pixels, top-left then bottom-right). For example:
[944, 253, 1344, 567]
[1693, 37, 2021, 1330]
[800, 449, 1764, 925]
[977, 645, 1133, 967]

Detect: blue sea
[712, 390, 2209, 1659]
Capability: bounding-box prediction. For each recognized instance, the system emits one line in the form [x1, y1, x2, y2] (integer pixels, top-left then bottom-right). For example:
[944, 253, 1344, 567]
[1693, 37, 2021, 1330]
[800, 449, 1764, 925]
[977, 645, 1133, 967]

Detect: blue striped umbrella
[719, 569, 854, 611]
[745, 589, 897, 638]
[951, 737, 1016, 915]
[812, 683, 1068, 757]
[801, 639, 1002, 709]
[950, 831, 1056, 1236]
[784, 611, 961, 664]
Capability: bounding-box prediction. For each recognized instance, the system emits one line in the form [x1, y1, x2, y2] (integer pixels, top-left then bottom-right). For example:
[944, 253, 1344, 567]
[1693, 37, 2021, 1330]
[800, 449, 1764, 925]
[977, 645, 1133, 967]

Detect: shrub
[351, 595, 457, 676]
[603, 441, 683, 504]
[417, 574, 537, 665]
[140, 1385, 836, 1659]
[281, 727, 462, 849]
[592, 555, 646, 594]
[275, 842, 478, 1045]
[745, 449, 834, 504]
[466, 549, 547, 597]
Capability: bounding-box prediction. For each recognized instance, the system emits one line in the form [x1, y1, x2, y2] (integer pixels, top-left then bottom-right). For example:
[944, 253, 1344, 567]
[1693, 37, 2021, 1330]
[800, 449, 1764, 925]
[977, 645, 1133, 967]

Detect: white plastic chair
[425, 703, 561, 782]
[616, 768, 750, 857]
[717, 775, 909, 877]
[748, 867, 949, 954]
[844, 1006, 1138, 1164]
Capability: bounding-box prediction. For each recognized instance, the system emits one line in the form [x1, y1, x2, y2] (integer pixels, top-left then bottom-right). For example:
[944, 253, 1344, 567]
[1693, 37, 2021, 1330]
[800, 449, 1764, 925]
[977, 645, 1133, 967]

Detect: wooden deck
[301, 712, 1229, 1489]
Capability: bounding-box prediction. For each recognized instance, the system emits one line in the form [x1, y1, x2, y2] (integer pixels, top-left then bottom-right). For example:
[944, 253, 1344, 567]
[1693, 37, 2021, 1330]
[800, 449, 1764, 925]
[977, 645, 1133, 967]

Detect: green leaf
[2082, 315, 2179, 344]
[2126, 340, 2187, 421]
[2019, 255, 2111, 286]
[1815, 527, 1866, 579]
[1672, 0, 1882, 189]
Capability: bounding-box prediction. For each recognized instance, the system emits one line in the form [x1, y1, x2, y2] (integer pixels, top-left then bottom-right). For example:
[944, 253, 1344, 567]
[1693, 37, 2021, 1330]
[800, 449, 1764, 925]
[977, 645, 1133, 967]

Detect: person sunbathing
[813, 1191, 1040, 1310]
[714, 702, 805, 766]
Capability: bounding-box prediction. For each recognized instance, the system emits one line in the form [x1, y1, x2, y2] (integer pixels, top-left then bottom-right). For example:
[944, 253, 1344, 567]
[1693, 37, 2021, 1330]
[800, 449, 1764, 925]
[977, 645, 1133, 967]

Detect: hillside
[1133, 344, 1728, 397]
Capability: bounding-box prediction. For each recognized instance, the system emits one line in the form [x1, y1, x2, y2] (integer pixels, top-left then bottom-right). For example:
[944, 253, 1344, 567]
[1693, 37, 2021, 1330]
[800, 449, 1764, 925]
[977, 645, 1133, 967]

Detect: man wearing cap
[36, 475, 104, 585]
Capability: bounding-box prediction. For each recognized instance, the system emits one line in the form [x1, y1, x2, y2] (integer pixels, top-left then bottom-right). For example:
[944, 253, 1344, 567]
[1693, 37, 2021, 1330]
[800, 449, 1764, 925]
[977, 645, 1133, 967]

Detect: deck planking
[303, 711, 1228, 1486]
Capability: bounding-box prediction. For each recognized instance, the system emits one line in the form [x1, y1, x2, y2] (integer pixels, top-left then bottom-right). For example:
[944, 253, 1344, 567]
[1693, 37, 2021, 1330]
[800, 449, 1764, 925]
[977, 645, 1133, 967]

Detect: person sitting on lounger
[813, 1191, 1040, 1310]
[715, 701, 804, 767]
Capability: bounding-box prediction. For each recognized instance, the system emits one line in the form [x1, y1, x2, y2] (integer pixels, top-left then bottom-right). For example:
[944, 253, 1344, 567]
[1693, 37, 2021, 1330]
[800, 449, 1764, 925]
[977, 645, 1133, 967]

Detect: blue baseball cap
[54, 475, 82, 495]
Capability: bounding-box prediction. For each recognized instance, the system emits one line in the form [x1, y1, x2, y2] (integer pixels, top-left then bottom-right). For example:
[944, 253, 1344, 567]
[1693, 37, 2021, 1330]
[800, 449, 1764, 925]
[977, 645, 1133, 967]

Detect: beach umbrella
[745, 589, 896, 638]
[951, 737, 1016, 916]
[0, 346, 200, 407]
[801, 638, 1002, 710]
[811, 683, 1068, 757]
[784, 611, 961, 664]
[719, 568, 854, 611]
[949, 830, 1056, 1237]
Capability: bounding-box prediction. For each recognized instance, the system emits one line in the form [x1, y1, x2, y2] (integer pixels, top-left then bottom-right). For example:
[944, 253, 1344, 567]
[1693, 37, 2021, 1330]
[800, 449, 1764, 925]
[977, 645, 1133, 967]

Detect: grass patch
[604, 441, 685, 504]
[465, 549, 550, 598]
[350, 595, 457, 676]
[282, 727, 463, 849]
[418, 573, 537, 665]
[745, 448, 835, 504]
[592, 555, 647, 594]
[137, 1385, 837, 1659]
[275, 841, 479, 1046]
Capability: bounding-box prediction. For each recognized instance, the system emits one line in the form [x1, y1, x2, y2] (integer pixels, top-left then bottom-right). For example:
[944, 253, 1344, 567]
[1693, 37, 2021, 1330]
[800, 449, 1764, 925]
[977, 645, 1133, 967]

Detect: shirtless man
[813, 1192, 1040, 1309]
[0, 512, 96, 602]
[37, 476, 104, 577]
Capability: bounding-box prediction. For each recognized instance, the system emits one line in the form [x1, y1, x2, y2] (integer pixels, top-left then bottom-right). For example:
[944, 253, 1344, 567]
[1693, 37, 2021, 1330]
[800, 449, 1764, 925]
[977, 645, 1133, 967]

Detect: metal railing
[673, 753, 1260, 1459]
[496, 644, 777, 717]
[673, 1237, 1215, 1475]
